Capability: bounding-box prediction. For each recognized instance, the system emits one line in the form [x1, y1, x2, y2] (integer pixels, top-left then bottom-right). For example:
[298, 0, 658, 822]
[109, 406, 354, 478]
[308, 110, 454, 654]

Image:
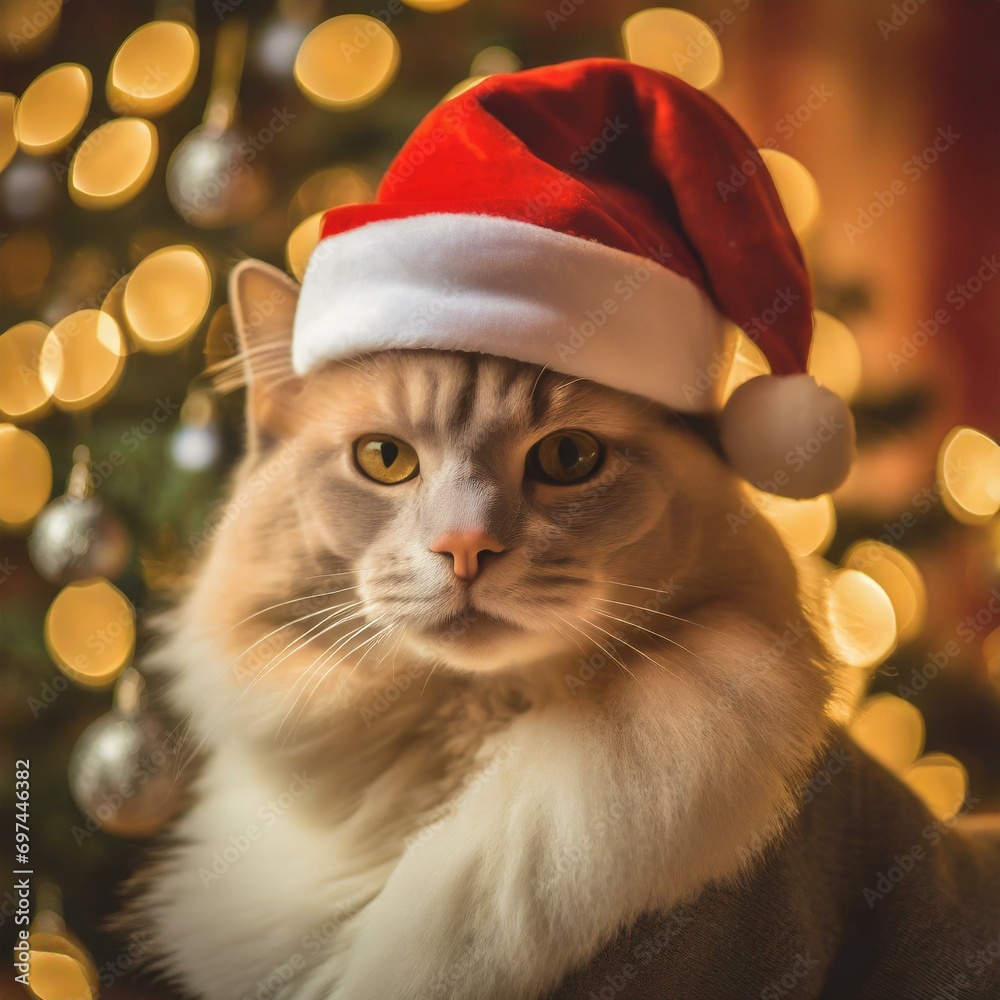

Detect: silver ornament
[165, 17, 268, 229]
[28, 495, 131, 585]
[69, 669, 182, 838]
[166, 123, 270, 228]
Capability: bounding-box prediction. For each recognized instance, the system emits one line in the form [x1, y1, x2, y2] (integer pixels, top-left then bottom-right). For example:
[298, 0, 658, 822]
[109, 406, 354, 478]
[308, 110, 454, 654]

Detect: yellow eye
[528, 430, 602, 485]
[354, 434, 419, 484]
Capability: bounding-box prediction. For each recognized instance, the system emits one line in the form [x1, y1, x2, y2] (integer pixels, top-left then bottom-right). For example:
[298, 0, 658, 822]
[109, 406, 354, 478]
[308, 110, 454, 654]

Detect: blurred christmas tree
[1, 1, 998, 996]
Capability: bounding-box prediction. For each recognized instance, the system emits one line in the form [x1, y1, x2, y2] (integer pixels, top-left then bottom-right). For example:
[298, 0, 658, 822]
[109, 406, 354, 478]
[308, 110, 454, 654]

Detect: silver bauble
[28, 495, 131, 585]
[68, 671, 181, 838]
[166, 124, 270, 228]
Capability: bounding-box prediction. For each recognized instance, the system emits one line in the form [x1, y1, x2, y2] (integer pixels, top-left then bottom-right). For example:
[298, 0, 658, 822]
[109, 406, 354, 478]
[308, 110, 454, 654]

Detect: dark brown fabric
[548, 733, 1000, 1000]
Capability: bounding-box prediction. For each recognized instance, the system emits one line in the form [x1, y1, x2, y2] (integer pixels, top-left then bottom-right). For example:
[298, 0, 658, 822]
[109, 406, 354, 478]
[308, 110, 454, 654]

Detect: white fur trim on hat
[719, 374, 855, 498]
[293, 213, 730, 413]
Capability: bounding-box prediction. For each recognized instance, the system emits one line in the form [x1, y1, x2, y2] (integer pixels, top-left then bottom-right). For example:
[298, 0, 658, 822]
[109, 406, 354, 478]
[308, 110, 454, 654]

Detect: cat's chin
[409, 611, 569, 673]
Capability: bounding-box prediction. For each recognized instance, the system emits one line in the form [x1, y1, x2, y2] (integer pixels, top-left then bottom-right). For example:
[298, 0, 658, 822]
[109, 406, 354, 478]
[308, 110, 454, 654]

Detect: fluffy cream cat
[134, 260, 833, 999]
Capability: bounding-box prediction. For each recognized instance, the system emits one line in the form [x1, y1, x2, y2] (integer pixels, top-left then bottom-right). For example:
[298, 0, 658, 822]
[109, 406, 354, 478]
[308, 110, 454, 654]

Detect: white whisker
[585, 604, 705, 661]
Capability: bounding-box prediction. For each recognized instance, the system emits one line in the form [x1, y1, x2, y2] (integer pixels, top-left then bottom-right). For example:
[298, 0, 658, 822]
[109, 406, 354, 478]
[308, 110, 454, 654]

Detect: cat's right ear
[228, 258, 304, 451]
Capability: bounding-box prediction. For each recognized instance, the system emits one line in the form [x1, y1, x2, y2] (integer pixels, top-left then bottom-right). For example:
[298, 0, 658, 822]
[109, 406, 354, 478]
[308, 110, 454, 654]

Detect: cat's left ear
[228, 258, 304, 449]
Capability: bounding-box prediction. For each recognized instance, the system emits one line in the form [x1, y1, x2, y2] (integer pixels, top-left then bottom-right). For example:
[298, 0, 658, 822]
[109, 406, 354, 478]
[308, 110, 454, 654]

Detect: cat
[131, 259, 834, 999]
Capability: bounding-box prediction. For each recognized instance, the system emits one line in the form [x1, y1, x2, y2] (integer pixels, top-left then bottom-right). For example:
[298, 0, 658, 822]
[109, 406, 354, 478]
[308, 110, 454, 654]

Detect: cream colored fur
[132, 261, 833, 1000]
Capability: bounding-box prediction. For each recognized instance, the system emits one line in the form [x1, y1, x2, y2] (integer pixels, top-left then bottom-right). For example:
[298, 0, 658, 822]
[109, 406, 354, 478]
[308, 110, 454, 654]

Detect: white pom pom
[719, 374, 855, 498]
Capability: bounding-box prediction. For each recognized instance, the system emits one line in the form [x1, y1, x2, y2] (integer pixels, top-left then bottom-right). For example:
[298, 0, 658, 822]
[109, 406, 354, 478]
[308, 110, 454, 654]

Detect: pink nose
[430, 530, 504, 580]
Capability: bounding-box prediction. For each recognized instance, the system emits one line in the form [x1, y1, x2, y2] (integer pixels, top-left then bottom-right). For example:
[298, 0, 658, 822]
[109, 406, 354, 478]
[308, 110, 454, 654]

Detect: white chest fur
[141, 614, 829, 1000]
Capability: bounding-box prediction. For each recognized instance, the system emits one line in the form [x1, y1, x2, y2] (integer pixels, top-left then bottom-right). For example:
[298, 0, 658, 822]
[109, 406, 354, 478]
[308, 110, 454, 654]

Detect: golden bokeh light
[825, 567, 897, 669]
[123, 245, 212, 353]
[68, 117, 158, 211]
[14, 63, 91, 155]
[751, 489, 835, 558]
[622, 8, 723, 90]
[0, 424, 52, 529]
[44, 578, 135, 688]
[28, 929, 99, 1000]
[290, 166, 373, 226]
[403, 0, 471, 9]
[807, 311, 863, 402]
[294, 16, 400, 111]
[27, 949, 94, 1000]
[903, 753, 968, 822]
[0, 0, 62, 61]
[39, 310, 125, 412]
[843, 540, 928, 644]
[286, 212, 323, 281]
[984, 627, 1000, 690]
[107, 21, 199, 116]
[848, 694, 925, 773]
[0, 321, 53, 421]
[720, 327, 770, 404]
[759, 149, 821, 236]
[100, 274, 131, 343]
[0, 92, 16, 172]
[204, 304, 236, 366]
[939, 426, 1000, 524]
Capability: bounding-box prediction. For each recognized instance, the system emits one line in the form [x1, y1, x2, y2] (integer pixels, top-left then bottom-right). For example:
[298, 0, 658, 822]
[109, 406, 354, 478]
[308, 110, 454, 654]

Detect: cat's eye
[354, 434, 420, 484]
[527, 430, 602, 485]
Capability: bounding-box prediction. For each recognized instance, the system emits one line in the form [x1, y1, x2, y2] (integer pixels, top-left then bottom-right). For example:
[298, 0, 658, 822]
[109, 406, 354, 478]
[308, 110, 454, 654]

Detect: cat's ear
[228, 258, 304, 449]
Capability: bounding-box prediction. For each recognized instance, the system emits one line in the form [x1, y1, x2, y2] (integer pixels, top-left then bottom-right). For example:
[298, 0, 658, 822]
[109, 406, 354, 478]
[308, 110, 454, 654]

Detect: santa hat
[293, 58, 854, 499]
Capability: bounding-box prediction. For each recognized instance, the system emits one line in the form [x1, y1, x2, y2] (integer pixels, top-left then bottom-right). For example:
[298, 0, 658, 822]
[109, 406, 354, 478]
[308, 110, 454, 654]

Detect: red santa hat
[293, 58, 854, 499]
